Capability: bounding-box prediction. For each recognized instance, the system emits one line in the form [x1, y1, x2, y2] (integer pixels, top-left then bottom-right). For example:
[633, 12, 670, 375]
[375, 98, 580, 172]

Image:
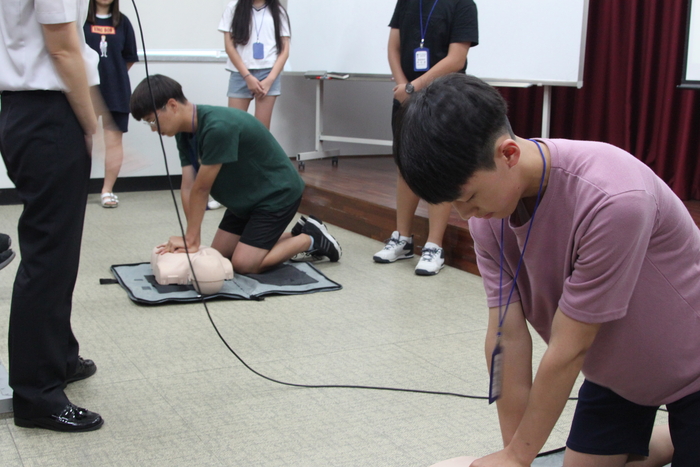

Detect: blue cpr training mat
[110, 261, 342, 305]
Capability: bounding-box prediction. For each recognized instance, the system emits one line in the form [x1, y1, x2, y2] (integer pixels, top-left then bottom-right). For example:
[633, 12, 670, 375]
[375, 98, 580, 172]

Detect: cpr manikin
[150, 246, 233, 295]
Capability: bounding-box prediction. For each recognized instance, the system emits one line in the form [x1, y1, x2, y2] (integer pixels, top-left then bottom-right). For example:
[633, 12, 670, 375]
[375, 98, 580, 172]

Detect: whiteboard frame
[681, 0, 700, 89]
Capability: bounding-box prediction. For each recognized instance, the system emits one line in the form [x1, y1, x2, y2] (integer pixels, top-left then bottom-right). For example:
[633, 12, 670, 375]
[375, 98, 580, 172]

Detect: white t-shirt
[218, 0, 290, 71]
[0, 0, 99, 91]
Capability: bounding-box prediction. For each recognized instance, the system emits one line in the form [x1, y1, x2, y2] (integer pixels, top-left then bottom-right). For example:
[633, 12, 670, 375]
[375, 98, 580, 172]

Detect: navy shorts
[101, 110, 130, 133]
[217, 197, 301, 250]
[567, 379, 700, 465]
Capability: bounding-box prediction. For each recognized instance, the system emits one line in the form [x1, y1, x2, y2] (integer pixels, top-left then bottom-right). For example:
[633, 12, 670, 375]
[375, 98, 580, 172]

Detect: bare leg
[101, 128, 124, 197]
[231, 233, 312, 274]
[396, 173, 420, 237]
[564, 449, 628, 467]
[211, 229, 241, 259]
[228, 97, 252, 111]
[253, 95, 277, 129]
[426, 202, 451, 246]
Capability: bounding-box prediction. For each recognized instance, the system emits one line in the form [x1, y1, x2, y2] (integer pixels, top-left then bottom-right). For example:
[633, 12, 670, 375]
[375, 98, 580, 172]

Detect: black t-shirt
[389, 0, 479, 82]
[83, 14, 139, 113]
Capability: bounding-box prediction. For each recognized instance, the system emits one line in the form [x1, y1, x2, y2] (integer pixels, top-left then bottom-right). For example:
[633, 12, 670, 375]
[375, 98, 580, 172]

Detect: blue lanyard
[497, 140, 547, 334]
[419, 0, 439, 48]
[253, 5, 267, 42]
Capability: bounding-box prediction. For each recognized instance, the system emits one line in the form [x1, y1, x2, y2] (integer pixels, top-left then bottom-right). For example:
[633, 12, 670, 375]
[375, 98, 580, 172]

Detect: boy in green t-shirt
[130, 74, 341, 274]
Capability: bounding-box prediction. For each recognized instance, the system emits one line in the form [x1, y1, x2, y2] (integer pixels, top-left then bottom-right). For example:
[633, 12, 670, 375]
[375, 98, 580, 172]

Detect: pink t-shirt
[470, 139, 700, 406]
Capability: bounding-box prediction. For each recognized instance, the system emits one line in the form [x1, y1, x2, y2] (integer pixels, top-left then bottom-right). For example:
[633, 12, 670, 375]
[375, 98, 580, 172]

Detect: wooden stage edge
[297, 156, 700, 277]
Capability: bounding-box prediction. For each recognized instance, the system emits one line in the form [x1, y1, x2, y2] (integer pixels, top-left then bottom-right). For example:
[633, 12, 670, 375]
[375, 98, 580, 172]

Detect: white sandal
[101, 192, 119, 208]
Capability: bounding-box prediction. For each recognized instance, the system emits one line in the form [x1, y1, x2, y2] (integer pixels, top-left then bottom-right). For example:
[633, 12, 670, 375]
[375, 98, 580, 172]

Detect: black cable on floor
[128, 0, 581, 404]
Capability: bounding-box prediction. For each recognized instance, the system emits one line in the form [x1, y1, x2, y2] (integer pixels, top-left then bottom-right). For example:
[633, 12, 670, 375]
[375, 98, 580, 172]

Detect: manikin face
[451, 145, 523, 221]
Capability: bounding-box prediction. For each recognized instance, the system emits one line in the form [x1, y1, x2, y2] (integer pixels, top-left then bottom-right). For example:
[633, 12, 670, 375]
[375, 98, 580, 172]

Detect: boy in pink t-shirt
[394, 74, 700, 466]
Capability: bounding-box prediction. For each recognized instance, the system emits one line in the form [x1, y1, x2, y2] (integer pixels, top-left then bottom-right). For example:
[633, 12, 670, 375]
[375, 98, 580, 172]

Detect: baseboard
[0, 175, 183, 206]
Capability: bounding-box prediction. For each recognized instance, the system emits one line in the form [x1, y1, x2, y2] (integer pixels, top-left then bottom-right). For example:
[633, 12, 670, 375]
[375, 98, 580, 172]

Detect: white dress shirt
[0, 0, 99, 91]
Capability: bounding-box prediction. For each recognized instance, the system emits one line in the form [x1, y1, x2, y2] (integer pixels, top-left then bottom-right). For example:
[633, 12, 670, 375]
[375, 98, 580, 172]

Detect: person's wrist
[242, 73, 251, 80]
[505, 439, 537, 466]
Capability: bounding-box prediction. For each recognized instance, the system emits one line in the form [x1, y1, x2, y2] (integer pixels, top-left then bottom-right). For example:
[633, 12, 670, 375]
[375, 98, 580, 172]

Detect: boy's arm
[486, 302, 533, 447]
[473, 310, 600, 467]
[411, 41, 471, 91]
[184, 163, 222, 251]
[388, 28, 408, 86]
[180, 165, 196, 221]
[163, 164, 221, 254]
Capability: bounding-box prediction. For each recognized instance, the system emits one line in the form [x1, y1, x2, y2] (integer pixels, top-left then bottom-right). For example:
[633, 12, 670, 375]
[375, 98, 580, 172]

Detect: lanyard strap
[419, 0, 439, 48]
[497, 140, 547, 334]
[188, 104, 199, 171]
[253, 5, 267, 42]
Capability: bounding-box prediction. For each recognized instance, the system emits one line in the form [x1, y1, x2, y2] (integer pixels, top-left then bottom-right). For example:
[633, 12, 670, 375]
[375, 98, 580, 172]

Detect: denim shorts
[227, 68, 282, 99]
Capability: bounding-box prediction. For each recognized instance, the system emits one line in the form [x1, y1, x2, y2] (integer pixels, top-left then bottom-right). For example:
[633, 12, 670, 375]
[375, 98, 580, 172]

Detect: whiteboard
[287, 0, 589, 86]
[120, 0, 229, 50]
[682, 0, 700, 87]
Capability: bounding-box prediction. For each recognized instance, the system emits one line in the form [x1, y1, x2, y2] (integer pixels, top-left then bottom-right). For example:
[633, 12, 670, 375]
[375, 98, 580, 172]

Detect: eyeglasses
[142, 106, 166, 127]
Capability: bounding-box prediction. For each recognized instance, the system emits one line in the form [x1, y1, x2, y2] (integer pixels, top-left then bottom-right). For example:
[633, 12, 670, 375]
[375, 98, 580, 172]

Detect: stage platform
[298, 155, 700, 276]
[298, 156, 476, 276]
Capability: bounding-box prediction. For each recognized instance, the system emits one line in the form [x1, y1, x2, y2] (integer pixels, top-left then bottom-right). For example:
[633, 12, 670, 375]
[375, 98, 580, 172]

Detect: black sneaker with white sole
[302, 217, 342, 262]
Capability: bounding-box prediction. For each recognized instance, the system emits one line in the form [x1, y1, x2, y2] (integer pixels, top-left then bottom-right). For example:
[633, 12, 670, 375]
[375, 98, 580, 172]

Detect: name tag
[253, 42, 264, 60]
[488, 343, 503, 404]
[414, 47, 430, 71]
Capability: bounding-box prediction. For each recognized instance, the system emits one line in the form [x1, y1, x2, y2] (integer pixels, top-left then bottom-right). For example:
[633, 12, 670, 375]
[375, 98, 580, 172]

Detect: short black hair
[130, 74, 187, 121]
[394, 73, 514, 204]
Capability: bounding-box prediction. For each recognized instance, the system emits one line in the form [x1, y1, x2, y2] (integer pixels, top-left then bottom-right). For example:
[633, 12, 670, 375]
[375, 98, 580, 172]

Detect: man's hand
[393, 83, 410, 103]
[157, 236, 200, 255]
[471, 449, 529, 467]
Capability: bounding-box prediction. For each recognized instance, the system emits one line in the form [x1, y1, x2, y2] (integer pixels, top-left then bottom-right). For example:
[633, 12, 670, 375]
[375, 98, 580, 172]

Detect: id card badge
[414, 47, 430, 71]
[488, 343, 504, 404]
[253, 42, 264, 59]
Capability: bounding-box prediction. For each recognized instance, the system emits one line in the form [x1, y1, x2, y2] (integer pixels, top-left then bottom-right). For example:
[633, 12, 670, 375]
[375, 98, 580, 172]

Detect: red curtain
[497, 0, 700, 200]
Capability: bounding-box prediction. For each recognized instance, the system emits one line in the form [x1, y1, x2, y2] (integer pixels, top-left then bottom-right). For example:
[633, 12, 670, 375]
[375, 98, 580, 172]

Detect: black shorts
[217, 197, 301, 250]
[567, 379, 700, 465]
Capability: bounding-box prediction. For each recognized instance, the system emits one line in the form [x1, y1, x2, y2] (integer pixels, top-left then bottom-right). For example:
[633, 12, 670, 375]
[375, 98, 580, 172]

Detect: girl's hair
[87, 0, 122, 28]
[230, 0, 290, 55]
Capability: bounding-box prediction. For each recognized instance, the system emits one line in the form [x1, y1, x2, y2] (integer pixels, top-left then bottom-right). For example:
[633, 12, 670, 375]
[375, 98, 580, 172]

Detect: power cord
[128, 0, 549, 404]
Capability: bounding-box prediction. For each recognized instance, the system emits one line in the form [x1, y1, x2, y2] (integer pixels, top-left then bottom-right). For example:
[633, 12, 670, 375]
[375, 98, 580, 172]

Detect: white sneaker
[290, 250, 325, 262]
[207, 196, 223, 210]
[373, 231, 414, 263]
[414, 243, 445, 275]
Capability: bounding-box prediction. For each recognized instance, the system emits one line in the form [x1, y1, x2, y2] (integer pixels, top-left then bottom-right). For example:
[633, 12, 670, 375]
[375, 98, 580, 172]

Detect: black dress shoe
[65, 356, 97, 386]
[14, 403, 104, 432]
[0, 248, 15, 271]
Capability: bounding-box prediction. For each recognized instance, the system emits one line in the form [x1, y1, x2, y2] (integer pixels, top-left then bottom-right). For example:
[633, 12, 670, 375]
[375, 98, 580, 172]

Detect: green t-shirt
[176, 105, 305, 217]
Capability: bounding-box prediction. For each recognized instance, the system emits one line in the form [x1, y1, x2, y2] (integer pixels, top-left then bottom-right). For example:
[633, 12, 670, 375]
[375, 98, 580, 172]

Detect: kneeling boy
[395, 73, 700, 466]
[130, 74, 341, 273]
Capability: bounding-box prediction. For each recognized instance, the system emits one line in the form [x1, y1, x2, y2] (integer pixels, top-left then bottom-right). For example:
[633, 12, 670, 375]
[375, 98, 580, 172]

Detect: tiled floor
[0, 190, 583, 466]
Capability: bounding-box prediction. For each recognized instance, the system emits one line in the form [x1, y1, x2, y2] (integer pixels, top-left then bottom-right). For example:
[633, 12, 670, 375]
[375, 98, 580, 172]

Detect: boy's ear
[164, 97, 181, 113]
[498, 138, 521, 168]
